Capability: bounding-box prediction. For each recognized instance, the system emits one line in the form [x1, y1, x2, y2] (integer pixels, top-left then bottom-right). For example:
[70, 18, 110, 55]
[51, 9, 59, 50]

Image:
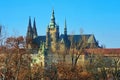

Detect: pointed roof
[64, 19, 67, 35]
[65, 19, 67, 29]
[51, 9, 55, 20]
[27, 16, 33, 38]
[33, 18, 38, 37]
[28, 16, 32, 31]
[87, 35, 96, 43]
[33, 18, 36, 28]
[28, 16, 32, 27]
[49, 9, 56, 28]
[0, 25, 1, 36]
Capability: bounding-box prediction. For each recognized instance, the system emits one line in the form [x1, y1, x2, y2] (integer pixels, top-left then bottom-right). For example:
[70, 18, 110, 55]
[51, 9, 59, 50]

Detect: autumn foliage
[0, 36, 120, 80]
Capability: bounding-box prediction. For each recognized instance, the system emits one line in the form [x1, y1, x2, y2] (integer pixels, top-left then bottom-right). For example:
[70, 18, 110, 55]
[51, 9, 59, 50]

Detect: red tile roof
[85, 48, 120, 56]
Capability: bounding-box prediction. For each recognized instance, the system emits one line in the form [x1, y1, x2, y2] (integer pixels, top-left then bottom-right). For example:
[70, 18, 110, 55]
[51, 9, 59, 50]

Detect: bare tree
[85, 52, 120, 80]
[69, 30, 87, 71]
[0, 36, 33, 80]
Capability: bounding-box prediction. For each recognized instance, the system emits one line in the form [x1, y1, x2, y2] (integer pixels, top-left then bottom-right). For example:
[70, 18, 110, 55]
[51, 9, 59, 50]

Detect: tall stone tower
[46, 10, 59, 52]
[26, 17, 38, 49]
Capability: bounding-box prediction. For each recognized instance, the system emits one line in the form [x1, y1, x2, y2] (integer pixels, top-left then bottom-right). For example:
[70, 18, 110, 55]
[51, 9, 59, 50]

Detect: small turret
[33, 18, 38, 38]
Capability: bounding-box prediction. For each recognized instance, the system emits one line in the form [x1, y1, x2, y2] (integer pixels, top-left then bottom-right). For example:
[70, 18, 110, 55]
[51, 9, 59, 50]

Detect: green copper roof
[49, 10, 56, 28]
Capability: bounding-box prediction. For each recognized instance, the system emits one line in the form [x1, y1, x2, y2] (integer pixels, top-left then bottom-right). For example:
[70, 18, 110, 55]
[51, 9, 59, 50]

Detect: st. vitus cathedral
[26, 10, 99, 52]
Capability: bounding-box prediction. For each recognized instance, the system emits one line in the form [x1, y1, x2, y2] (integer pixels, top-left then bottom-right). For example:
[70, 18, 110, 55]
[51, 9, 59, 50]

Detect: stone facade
[25, 10, 101, 68]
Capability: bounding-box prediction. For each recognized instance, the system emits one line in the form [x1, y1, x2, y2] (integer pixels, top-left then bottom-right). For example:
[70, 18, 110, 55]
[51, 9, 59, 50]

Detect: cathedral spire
[64, 19, 67, 36]
[27, 16, 33, 39]
[0, 25, 1, 36]
[50, 9, 56, 28]
[28, 16, 32, 27]
[33, 18, 38, 38]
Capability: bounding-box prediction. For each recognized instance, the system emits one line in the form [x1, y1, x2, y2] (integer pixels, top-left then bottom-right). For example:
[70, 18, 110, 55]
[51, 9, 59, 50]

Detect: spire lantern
[50, 9, 56, 28]
[51, 10, 55, 20]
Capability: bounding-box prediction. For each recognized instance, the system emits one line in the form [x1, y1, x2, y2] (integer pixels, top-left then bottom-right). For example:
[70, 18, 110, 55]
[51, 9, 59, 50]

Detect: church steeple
[27, 16, 33, 39]
[29, 16, 32, 26]
[33, 18, 38, 38]
[64, 19, 67, 36]
[46, 9, 60, 51]
[49, 9, 56, 28]
[0, 26, 1, 36]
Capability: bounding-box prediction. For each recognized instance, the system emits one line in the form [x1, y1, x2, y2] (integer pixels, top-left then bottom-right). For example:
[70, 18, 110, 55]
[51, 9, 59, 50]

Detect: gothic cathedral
[26, 10, 100, 52]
